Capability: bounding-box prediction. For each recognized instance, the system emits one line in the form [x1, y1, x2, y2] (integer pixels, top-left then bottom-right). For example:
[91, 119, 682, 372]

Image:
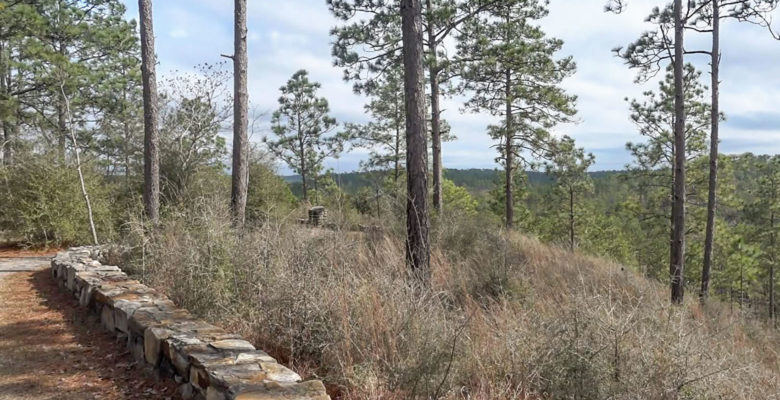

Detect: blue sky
[119, 0, 780, 173]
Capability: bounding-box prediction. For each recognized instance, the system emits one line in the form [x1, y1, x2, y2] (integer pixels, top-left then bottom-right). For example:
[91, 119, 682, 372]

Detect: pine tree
[344, 66, 406, 181]
[457, 0, 576, 229]
[544, 137, 595, 251]
[329, 0, 499, 213]
[624, 64, 712, 280]
[139, 0, 160, 224]
[230, 0, 249, 227]
[265, 70, 342, 203]
[401, 0, 431, 283]
[686, 0, 780, 299]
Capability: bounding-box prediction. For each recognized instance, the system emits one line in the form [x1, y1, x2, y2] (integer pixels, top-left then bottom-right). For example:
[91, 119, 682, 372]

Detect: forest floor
[0, 254, 179, 400]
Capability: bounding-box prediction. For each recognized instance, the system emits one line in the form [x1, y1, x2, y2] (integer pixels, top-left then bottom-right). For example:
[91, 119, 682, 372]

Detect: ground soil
[0, 256, 180, 400]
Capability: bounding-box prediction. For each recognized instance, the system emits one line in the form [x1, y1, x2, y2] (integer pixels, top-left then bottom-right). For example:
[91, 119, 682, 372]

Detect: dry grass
[122, 201, 780, 399]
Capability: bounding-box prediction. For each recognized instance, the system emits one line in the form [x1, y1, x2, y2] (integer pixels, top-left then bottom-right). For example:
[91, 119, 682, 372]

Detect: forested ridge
[1, 0, 779, 398]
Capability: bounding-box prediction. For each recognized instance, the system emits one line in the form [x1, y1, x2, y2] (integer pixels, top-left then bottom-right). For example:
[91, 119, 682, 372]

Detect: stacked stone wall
[51, 246, 330, 400]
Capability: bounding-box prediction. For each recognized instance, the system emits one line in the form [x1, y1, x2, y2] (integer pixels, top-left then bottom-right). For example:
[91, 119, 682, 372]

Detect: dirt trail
[0, 257, 179, 399]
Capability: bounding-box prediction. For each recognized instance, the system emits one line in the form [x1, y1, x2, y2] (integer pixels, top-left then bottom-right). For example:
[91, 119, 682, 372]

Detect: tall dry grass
[121, 199, 779, 399]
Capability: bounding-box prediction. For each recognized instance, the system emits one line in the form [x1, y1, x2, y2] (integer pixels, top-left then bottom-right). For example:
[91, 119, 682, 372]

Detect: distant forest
[283, 168, 623, 197]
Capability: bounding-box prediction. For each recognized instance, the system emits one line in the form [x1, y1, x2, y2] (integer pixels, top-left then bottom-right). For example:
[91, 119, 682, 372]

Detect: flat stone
[228, 380, 330, 400]
[166, 333, 209, 378]
[190, 350, 276, 369]
[114, 296, 161, 333]
[206, 363, 267, 390]
[206, 386, 228, 400]
[145, 326, 175, 366]
[258, 361, 300, 383]
[209, 340, 255, 352]
[100, 304, 116, 332]
[66, 264, 86, 291]
[129, 331, 146, 363]
[128, 303, 187, 335]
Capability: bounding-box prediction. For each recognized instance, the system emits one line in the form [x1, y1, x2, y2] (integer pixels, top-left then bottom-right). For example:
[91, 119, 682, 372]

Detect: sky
[119, 0, 780, 173]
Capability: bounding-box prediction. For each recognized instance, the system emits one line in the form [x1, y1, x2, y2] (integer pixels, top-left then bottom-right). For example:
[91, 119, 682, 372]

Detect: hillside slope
[126, 206, 779, 399]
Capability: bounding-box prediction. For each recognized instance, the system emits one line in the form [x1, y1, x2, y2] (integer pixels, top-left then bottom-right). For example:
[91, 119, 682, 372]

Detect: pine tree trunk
[570, 188, 575, 251]
[670, 0, 687, 304]
[57, 97, 67, 158]
[299, 133, 308, 202]
[231, 0, 249, 227]
[0, 40, 6, 166]
[770, 189, 776, 322]
[139, 0, 160, 224]
[401, 0, 430, 283]
[504, 70, 514, 230]
[425, 0, 442, 213]
[394, 88, 402, 183]
[701, 2, 719, 300]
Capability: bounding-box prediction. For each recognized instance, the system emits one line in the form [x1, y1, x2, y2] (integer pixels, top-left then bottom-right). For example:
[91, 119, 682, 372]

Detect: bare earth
[0, 256, 179, 400]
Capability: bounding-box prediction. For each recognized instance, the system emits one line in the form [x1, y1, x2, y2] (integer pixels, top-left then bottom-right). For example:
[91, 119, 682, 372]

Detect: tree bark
[401, 0, 430, 283]
[231, 0, 249, 227]
[425, 0, 442, 213]
[394, 88, 402, 183]
[57, 96, 67, 158]
[770, 184, 776, 322]
[701, 1, 719, 300]
[139, 0, 160, 224]
[504, 70, 514, 230]
[570, 188, 575, 251]
[0, 40, 7, 166]
[670, 0, 687, 304]
[298, 112, 308, 202]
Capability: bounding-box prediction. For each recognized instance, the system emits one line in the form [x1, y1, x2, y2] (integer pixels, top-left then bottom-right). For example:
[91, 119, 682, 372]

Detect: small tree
[544, 137, 595, 251]
[266, 70, 342, 202]
[158, 63, 232, 201]
[743, 156, 780, 323]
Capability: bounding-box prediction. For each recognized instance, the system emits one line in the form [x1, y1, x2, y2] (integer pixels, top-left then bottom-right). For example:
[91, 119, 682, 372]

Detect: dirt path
[0, 257, 179, 399]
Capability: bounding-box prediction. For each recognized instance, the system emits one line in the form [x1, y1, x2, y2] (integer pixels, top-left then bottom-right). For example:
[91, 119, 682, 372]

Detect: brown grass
[122, 202, 780, 399]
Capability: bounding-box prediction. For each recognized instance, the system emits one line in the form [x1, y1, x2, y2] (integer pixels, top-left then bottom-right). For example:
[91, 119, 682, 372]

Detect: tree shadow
[0, 269, 179, 399]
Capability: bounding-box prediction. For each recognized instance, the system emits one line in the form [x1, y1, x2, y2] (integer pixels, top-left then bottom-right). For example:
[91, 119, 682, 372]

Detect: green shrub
[0, 154, 118, 245]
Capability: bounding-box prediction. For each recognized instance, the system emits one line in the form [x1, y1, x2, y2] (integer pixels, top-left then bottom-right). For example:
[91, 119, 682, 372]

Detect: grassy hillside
[124, 202, 779, 399]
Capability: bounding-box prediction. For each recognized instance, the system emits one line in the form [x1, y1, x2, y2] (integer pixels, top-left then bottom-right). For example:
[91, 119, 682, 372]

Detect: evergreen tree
[344, 66, 406, 181]
[543, 137, 595, 251]
[266, 70, 342, 203]
[401, 0, 431, 283]
[457, 0, 576, 229]
[623, 64, 712, 280]
[329, 0, 499, 213]
[139, 0, 160, 223]
[230, 0, 249, 227]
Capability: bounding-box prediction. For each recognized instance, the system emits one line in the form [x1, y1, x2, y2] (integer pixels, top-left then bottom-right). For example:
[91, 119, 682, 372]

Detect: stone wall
[51, 246, 330, 400]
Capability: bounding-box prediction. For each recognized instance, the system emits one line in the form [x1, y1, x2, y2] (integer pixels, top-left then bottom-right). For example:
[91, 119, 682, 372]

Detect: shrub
[123, 200, 780, 399]
[0, 154, 118, 245]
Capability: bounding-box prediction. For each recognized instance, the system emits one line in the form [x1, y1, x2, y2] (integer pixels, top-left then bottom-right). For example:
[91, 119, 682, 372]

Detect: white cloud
[169, 28, 189, 38]
[120, 0, 780, 173]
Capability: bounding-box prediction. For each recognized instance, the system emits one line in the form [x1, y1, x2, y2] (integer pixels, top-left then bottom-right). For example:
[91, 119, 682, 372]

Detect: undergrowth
[121, 198, 779, 399]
